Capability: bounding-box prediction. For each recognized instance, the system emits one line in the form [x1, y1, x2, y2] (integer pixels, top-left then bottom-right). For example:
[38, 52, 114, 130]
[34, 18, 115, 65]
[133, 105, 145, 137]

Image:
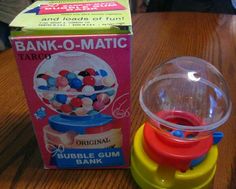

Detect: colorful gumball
[82, 85, 95, 95]
[59, 70, 70, 76]
[42, 98, 50, 104]
[86, 68, 96, 75]
[79, 70, 90, 77]
[81, 97, 93, 107]
[75, 107, 88, 116]
[56, 76, 68, 88]
[37, 73, 50, 80]
[70, 78, 82, 89]
[97, 93, 110, 105]
[77, 95, 85, 99]
[38, 85, 50, 90]
[36, 78, 47, 86]
[94, 75, 103, 86]
[77, 75, 84, 83]
[47, 77, 57, 87]
[58, 85, 71, 91]
[66, 72, 77, 81]
[51, 100, 62, 110]
[83, 76, 95, 86]
[49, 87, 57, 91]
[61, 104, 72, 113]
[89, 94, 97, 101]
[93, 101, 105, 111]
[42, 92, 54, 100]
[71, 97, 82, 107]
[172, 130, 184, 138]
[102, 76, 115, 87]
[99, 69, 108, 77]
[55, 94, 67, 104]
[83, 105, 93, 112]
[106, 89, 115, 96]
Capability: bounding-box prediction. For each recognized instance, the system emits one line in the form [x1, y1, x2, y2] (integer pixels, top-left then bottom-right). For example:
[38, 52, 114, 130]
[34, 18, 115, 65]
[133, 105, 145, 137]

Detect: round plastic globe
[139, 56, 232, 140]
[34, 51, 118, 116]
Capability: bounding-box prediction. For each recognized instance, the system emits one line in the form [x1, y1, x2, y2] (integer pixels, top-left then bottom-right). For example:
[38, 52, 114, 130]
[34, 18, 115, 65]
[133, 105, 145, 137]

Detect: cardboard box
[10, 0, 132, 169]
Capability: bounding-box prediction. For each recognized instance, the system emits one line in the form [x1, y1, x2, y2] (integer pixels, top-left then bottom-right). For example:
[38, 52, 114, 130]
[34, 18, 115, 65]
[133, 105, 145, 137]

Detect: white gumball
[102, 76, 115, 87]
[82, 85, 95, 96]
[82, 97, 93, 107]
[94, 75, 103, 86]
[37, 78, 47, 86]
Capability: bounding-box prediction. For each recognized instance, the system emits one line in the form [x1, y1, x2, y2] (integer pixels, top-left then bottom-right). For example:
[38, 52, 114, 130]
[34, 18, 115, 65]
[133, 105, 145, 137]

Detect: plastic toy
[131, 56, 232, 189]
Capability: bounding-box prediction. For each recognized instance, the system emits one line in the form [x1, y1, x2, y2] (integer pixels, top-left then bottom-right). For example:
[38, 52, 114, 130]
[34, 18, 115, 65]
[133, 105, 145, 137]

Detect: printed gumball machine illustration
[34, 51, 122, 167]
[131, 57, 232, 189]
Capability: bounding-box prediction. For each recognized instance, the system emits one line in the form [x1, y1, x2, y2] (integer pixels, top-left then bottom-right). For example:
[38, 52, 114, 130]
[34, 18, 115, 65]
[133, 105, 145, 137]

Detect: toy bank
[131, 57, 232, 189]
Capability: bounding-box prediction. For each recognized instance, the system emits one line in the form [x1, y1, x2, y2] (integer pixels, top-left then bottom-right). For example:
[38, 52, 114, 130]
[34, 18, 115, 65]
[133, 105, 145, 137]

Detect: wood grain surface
[1, 12, 236, 189]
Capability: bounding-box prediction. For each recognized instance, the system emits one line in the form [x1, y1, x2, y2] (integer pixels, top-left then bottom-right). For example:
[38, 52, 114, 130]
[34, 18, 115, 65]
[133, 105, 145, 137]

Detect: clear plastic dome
[140, 56, 232, 140]
[34, 51, 118, 116]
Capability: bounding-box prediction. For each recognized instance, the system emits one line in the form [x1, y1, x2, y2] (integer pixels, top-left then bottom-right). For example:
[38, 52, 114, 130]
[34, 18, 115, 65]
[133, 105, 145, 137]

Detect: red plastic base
[143, 111, 213, 172]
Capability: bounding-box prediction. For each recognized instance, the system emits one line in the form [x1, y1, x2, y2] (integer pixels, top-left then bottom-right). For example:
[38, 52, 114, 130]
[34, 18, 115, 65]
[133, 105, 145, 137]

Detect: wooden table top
[1, 12, 236, 189]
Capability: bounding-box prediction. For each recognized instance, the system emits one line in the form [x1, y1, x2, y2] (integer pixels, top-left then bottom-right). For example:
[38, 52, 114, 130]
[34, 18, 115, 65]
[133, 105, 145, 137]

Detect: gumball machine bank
[10, 0, 132, 169]
[131, 57, 232, 189]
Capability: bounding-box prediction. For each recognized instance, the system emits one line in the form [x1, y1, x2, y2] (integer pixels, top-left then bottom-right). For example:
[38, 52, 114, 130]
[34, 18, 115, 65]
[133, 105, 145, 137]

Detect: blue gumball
[66, 72, 77, 81]
[89, 94, 97, 100]
[55, 94, 67, 104]
[106, 89, 115, 96]
[38, 85, 50, 90]
[70, 78, 82, 89]
[171, 130, 184, 138]
[47, 77, 56, 87]
[99, 69, 108, 77]
[77, 95, 85, 99]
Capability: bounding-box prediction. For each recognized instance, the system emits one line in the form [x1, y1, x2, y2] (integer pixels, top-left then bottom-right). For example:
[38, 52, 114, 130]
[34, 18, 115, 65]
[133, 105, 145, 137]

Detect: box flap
[10, 0, 132, 35]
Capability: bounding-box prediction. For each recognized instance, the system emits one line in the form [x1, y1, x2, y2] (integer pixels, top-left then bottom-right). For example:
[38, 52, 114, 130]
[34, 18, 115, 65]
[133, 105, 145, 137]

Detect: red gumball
[83, 76, 95, 86]
[85, 68, 96, 76]
[42, 97, 50, 104]
[61, 104, 72, 113]
[71, 98, 82, 107]
[93, 101, 105, 111]
[59, 70, 70, 76]
[56, 76, 68, 88]
[97, 93, 110, 105]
